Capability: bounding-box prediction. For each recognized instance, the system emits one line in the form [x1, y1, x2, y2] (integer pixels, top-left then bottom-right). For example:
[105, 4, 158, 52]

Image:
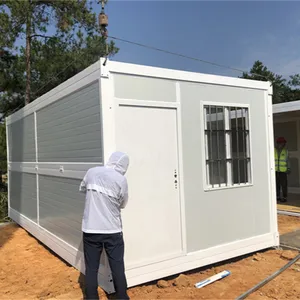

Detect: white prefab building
[7, 58, 279, 292]
[273, 100, 300, 194]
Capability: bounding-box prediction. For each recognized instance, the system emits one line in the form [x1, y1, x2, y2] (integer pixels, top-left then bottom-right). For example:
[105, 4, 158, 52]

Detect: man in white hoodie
[79, 151, 130, 300]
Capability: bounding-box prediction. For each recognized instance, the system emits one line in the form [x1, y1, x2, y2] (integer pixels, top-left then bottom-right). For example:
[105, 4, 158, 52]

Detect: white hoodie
[80, 152, 129, 234]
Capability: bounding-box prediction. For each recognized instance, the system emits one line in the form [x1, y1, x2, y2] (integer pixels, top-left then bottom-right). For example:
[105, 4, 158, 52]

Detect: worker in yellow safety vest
[274, 136, 290, 202]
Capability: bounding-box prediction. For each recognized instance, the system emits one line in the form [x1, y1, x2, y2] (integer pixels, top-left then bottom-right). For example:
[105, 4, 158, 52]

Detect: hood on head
[106, 151, 129, 175]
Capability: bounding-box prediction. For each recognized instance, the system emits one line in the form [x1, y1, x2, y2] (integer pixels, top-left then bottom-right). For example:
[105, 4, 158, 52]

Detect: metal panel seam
[6, 117, 11, 216]
[98, 77, 105, 165]
[34, 111, 39, 224]
[116, 99, 179, 109]
[175, 82, 187, 255]
[266, 90, 279, 243]
[100, 61, 116, 162]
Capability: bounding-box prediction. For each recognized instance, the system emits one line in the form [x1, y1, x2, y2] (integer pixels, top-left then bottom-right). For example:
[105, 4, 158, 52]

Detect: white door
[116, 105, 183, 267]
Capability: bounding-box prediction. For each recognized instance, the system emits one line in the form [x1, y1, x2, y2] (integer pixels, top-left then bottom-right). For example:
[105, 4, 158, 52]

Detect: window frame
[200, 101, 253, 191]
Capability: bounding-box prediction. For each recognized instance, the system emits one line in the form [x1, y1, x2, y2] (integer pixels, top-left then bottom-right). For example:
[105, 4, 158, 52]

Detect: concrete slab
[280, 229, 300, 250]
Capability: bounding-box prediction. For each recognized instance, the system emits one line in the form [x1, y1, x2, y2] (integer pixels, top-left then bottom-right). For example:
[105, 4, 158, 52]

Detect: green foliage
[241, 60, 300, 104]
[0, 192, 9, 223]
[288, 74, 300, 88]
[29, 35, 118, 98]
[0, 0, 97, 47]
[0, 50, 25, 117]
[0, 0, 118, 113]
[0, 50, 24, 94]
[0, 1, 118, 181]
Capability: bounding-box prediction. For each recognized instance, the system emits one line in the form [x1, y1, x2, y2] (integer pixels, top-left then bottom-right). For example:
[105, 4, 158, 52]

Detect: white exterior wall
[102, 59, 278, 286]
[7, 58, 279, 292]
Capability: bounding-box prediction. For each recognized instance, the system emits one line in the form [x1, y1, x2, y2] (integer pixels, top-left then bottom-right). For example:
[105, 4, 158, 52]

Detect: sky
[87, 0, 300, 78]
[10, 0, 300, 79]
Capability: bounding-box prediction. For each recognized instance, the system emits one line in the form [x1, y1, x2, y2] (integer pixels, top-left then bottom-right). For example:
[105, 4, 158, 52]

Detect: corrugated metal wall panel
[7, 114, 35, 162]
[36, 82, 103, 162]
[39, 175, 84, 249]
[9, 171, 37, 221]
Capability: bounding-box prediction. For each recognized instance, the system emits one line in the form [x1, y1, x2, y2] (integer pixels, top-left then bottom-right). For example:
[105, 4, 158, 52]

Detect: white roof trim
[273, 100, 300, 114]
[7, 58, 272, 124]
[104, 58, 272, 92]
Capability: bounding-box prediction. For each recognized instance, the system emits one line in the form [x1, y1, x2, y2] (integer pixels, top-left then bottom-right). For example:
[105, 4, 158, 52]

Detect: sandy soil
[0, 216, 299, 300]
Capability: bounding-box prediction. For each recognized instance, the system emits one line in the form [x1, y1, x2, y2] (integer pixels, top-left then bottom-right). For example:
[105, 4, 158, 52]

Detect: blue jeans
[83, 232, 129, 300]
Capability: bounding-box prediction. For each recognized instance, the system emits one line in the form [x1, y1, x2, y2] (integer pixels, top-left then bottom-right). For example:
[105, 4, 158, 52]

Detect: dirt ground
[0, 215, 299, 300]
[277, 215, 300, 235]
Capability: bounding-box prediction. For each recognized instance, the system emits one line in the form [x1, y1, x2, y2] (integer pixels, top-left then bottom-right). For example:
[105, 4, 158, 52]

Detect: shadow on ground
[0, 222, 18, 249]
[77, 272, 119, 300]
[277, 193, 300, 213]
[78, 273, 86, 299]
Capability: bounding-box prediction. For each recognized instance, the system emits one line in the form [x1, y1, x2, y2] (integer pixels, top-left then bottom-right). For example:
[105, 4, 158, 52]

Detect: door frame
[115, 95, 187, 259]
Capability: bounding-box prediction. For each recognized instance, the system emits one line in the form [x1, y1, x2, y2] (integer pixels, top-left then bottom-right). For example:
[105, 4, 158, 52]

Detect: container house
[6, 58, 278, 292]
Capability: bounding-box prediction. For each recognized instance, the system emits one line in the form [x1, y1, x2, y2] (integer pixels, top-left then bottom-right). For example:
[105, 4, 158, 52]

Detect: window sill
[204, 183, 253, 192]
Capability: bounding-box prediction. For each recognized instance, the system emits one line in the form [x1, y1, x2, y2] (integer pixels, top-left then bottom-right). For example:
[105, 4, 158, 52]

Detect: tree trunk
[25, 7, 31, 106]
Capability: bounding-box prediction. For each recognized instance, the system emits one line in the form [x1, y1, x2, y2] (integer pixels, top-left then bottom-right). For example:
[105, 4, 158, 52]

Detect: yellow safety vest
[274, 148, 288, 173]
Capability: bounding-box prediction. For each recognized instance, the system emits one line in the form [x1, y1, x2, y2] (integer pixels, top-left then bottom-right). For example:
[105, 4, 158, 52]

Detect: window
[203, 104, 251, 189]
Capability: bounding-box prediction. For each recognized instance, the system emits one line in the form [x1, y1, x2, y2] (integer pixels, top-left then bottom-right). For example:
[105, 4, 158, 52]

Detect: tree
[241, 61, 288, 104]
[242, 61, 300, 104]
[0, 0, 116, 105]
[29, 34, 118, 99]
[0, 49, 24, 94]
[0, 37, 118, 121]
[283, 74, 300, 103]
[288, 74, 300, 88]
[0, 49, 25, 119]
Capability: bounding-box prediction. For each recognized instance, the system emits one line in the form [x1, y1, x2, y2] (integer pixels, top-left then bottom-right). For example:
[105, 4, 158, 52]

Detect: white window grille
[203, 104, 251, 189]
